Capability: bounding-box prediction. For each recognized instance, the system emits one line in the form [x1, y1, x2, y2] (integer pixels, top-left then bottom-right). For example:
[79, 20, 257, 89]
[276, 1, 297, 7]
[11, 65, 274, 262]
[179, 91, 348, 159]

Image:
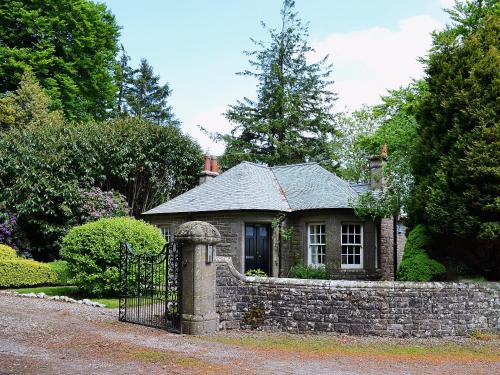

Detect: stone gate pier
[175, 221, 221, 335]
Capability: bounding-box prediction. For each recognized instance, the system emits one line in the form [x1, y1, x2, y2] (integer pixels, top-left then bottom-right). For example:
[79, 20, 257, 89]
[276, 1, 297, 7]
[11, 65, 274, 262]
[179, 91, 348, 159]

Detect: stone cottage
[142, 156, 404, 280]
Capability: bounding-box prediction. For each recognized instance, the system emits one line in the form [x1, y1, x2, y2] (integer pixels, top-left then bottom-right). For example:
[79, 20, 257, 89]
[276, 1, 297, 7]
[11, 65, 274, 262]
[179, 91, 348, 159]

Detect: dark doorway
[244, 223, 271, 275]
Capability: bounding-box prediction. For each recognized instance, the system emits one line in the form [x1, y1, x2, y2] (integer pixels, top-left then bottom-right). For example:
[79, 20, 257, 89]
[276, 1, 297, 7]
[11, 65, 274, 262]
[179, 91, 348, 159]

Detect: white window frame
[158, 225, 172, 244]
[341, 223, 363, 269]
[307, 223, 326, 267]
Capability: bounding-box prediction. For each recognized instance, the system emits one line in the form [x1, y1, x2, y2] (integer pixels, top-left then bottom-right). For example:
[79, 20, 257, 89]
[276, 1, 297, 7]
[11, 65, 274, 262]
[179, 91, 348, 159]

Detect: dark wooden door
[244, 224, 271, 275]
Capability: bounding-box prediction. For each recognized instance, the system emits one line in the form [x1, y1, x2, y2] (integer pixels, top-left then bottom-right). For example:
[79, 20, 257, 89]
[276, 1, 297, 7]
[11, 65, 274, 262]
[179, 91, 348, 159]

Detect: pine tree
[114, 45, 133, 117]
[218, 0, 337, 168]
[126, 59, 178, 126]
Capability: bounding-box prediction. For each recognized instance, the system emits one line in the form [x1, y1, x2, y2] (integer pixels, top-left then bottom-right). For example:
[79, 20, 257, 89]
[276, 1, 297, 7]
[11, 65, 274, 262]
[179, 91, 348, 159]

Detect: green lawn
[13, 286, 120, 308]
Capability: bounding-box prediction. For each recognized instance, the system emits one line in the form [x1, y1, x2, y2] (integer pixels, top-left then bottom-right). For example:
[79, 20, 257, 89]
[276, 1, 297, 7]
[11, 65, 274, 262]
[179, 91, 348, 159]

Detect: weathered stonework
[216, 257, 500, 337]
[379, 217, 395, 280]
[176, 221, 221, 335]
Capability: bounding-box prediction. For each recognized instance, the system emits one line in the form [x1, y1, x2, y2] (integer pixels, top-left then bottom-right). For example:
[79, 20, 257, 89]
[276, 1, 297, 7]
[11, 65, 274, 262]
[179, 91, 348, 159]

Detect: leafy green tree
[1, 71, 63, 130]
[218, 0, 337, 168]
[339, 82, 424, 222]
[126, 59, 179, 126]
[0, 118, 202, 260]
[358, 82, 424, 213]
[0, 0, 120, 121]
[335, 107, 380, 182]
[411, 0, 499, 278]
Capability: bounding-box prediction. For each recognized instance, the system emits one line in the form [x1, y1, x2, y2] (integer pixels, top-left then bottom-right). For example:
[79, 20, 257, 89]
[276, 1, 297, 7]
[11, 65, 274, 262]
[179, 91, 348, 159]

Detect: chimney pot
[211, 157, 218, 173]
[199, 154, 219, 185]
[203, 155, 211, 172]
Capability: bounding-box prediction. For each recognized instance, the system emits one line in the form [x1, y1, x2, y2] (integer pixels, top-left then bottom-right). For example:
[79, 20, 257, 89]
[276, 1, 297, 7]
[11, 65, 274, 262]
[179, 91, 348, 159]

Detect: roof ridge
[240, 161, 269, 168]
[269, 167, 292, 212]
[270, 162, 318, 169]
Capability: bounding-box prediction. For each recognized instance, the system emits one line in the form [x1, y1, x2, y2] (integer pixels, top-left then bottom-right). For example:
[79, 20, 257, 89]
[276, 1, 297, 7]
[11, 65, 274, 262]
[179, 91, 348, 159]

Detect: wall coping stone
[175, 221, 221, 244]
[216, 256, 500, 291]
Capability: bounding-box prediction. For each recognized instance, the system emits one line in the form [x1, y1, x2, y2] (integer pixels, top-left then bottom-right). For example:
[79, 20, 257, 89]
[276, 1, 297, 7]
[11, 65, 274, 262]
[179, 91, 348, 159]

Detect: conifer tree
[219, 0, 337, 168]
[410, 0, 499, 277]
[126, 59, 179, 126]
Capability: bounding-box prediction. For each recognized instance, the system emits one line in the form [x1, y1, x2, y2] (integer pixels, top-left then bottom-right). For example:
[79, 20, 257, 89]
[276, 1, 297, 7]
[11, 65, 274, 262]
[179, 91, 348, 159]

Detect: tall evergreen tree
[0, 0, 120, 121]
[114, 45, 133, 117]
[410, 0, 499, 278]
[126, 59, 179, 126]
[218, 0, 337, 168]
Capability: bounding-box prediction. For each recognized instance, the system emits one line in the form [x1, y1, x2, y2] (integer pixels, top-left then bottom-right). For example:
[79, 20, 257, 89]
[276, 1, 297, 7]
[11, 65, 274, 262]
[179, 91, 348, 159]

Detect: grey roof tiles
[143, 161, 368, 215]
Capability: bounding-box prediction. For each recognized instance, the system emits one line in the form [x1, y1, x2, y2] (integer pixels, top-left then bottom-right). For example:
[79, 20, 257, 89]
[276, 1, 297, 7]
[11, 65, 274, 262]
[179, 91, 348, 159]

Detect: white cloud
[311, 15, 443, 110]
[181, 106, 232, 156]
[439, 0, 456, 8]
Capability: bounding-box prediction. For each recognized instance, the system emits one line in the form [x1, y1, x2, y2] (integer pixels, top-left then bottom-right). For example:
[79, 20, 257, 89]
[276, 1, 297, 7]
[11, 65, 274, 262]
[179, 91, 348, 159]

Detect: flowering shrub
[0, 208, 20, 250]
[79, 188, 129, 223]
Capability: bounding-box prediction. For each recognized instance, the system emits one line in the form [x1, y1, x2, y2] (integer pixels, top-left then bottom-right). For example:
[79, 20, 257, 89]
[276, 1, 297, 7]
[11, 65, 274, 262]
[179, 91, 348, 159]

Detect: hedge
[397, 225, 446, 281]
[0, 258, 57, 287]
[0, 244, 18, 260]
[49, 260, 71, 285]
[61, 217, 165, 297]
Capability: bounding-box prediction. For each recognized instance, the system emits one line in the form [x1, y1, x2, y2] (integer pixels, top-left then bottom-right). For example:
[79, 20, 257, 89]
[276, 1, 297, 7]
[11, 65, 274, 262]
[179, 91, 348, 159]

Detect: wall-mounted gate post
[175, 221, 221, 335]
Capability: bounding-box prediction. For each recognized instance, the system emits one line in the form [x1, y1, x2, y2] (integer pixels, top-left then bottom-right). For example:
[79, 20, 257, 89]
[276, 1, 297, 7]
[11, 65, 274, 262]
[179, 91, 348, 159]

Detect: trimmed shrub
[0, 258, 57, 287]
[49, 260, 71, 285]
[61, 217, 165, 297]
[291, 263, 329, 279]
[397, 225, 446, 281]
[0, 244, 18, 260]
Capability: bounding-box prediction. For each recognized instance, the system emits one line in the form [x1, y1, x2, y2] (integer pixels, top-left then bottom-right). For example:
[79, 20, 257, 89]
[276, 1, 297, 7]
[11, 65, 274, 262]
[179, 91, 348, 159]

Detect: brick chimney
[369, 144, 387, 190]
[199, 155, 219, 185]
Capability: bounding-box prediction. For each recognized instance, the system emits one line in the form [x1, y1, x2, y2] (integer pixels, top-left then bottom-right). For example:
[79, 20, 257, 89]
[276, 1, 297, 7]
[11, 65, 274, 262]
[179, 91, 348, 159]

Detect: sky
[102, 0, 455, 155]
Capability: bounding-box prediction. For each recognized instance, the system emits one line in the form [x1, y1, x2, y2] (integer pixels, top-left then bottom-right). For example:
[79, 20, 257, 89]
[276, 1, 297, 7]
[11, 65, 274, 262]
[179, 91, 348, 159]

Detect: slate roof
[143, 161, 367, 215]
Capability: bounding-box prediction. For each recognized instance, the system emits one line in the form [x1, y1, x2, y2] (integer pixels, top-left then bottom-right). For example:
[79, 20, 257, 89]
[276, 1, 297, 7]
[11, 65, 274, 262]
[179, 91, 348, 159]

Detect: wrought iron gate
[119, 241, 182, 332]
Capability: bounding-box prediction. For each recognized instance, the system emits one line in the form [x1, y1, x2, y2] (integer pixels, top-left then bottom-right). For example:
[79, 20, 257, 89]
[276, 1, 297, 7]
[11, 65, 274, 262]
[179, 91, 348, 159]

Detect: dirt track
[0, 293, 498, 374]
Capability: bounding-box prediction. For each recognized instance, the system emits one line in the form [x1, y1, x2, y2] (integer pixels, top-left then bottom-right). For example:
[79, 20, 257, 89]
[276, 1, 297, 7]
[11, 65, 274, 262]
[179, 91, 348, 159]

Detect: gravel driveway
[0, 293, 498, 375]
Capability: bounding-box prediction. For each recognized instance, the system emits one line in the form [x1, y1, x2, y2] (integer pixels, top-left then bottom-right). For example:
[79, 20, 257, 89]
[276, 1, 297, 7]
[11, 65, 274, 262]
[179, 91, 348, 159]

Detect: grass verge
[198, 335, 500, 362]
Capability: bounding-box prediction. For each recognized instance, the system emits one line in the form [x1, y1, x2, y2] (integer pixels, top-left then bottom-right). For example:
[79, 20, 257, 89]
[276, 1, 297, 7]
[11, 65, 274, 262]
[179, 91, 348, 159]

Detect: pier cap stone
[174, 221, 221, 244]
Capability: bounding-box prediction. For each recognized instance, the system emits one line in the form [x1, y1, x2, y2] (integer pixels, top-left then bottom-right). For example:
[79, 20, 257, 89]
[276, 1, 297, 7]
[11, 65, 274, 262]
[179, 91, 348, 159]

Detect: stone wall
[216, 257, 500, 337]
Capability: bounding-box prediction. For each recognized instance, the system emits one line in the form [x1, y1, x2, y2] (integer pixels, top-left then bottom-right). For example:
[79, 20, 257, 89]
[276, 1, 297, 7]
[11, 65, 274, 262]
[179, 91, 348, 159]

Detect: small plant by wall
[290, 262, 329, 279]
[245, 269, 268, 277]
[243, 305, 266, 329]
[272, 214, 294, 241]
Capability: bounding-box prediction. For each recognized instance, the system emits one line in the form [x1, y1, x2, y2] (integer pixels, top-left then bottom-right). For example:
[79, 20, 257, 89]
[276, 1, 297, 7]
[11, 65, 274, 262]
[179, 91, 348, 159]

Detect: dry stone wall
[216, 257, 500, 337]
